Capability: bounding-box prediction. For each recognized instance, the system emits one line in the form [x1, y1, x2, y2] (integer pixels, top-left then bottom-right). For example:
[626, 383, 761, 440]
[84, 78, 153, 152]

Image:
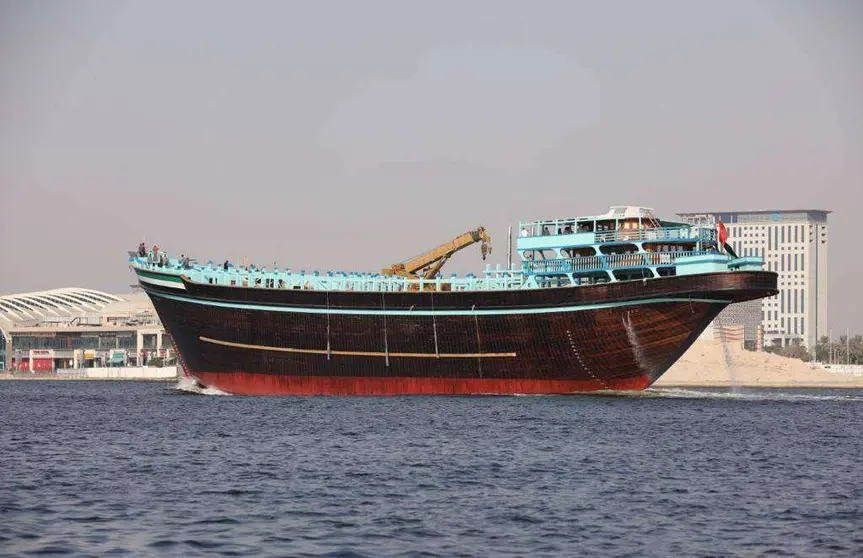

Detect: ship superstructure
[517, 206, 759, 285]
[129, 206, 776, 395]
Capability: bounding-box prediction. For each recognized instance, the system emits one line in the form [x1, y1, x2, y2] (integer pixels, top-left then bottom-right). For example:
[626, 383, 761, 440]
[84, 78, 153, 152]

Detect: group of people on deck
[136, 243, 298, 284]
[136, 242, 190, 269]
[137, 242, 166, 266]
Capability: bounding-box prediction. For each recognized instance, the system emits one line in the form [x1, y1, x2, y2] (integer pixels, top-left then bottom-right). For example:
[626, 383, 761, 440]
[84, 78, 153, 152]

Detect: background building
[678, 210, 829, 350]
[0, 288, 173, 372]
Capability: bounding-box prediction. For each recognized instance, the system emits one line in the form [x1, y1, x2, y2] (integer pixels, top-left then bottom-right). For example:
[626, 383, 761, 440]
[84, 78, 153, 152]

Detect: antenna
[507, 226, 512, 270]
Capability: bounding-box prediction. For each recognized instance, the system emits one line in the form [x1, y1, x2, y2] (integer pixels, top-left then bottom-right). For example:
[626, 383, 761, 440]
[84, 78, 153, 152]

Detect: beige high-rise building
[677, 210, 829, 350]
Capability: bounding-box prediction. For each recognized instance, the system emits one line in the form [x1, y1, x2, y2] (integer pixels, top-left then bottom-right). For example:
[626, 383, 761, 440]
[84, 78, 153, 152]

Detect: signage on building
[29, 349, 54, 372]
[739, 212, 810, 224]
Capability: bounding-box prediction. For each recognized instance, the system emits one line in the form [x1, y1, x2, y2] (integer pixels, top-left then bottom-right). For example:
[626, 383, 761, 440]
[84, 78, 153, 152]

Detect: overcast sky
[1, 0, 861, 332]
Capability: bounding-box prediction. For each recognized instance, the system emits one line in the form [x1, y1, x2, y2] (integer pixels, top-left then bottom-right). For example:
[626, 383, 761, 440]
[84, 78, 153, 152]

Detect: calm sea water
[1, 381, 861, 557]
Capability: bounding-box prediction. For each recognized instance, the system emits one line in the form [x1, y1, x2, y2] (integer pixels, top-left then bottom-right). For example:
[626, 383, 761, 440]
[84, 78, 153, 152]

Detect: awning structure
[110, 353, 125, 363]
[0, 288, 123, 324]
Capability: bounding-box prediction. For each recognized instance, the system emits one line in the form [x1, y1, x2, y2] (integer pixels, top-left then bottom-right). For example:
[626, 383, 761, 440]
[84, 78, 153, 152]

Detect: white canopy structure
[0, 288, 124, 332]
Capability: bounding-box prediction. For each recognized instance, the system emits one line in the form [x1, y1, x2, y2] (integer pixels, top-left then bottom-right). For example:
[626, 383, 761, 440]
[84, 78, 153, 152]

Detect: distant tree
[766, 338, 812, 362]
[813, 334, 863, 364]
[815, 336, 830, 362]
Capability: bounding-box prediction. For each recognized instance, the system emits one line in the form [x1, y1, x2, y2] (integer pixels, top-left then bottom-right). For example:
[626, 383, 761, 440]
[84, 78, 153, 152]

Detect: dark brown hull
[139, 271, 777, 395]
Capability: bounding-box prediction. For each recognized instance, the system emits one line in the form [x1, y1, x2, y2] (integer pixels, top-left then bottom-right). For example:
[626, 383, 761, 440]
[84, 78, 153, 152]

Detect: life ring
[152, 244, 159, 253]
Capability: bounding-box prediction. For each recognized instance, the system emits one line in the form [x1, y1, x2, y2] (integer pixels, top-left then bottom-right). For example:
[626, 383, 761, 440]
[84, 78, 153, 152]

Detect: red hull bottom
[192, 372, 652, 396]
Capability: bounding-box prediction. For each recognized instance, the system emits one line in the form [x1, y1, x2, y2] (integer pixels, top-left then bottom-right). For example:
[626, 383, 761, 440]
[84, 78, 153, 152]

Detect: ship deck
[131, 257, 526, 292]
[129, 250, 755, 294]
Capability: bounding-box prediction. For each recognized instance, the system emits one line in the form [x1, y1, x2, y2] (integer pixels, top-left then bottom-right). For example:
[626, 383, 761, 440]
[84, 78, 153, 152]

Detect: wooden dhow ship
[129, 206, 777, 395]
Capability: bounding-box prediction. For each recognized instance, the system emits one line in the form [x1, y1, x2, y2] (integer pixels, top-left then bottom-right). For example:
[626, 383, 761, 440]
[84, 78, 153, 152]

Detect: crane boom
[382, 227, 492, 279]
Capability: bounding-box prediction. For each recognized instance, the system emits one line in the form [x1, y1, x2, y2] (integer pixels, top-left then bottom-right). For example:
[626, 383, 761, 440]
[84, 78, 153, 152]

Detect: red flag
[717, 219, 728, 245]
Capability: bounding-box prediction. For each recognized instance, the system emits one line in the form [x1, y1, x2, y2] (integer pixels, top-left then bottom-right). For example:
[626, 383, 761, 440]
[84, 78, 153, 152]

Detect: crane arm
[422, 254, 452, 281]
[383, 227, 491, 279]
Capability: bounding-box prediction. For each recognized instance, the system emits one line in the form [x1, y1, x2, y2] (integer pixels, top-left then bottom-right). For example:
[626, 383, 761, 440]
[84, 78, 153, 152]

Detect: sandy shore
[656, 340, 863, 388]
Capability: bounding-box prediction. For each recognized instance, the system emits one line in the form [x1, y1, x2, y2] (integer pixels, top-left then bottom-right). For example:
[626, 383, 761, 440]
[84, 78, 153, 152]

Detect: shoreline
[652, 381, 863, 389]
[654, 340, 863, 389]
[2, 342, 860, 389]
[0, 375, 178, 382]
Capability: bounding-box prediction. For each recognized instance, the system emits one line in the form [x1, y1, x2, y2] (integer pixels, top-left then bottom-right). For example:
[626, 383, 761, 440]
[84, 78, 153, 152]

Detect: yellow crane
[382, 227, 492, 280]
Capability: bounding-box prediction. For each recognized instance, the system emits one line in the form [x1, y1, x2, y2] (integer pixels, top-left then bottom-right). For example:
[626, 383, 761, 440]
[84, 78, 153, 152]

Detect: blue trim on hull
[148, 290, 730, 317]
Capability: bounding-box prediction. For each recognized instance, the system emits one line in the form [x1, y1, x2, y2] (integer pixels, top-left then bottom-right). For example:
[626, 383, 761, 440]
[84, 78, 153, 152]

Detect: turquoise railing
[524, 250, 709, 275]
[518, 219, 583, 236]
[130, 256, 527, 292]
[595, 227, 716, 243]
[518, 224, 717, 244]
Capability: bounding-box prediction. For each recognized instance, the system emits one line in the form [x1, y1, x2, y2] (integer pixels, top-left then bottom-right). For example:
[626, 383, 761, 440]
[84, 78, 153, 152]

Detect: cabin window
[612, 268, 652, 281]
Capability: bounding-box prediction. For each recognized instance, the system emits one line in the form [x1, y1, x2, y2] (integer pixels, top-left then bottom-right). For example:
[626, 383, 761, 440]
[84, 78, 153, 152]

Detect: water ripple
[1, 382, 862, 556]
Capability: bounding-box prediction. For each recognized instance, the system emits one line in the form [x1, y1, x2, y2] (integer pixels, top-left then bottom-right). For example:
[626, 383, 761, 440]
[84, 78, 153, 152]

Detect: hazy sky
[1, 1, 861, 331]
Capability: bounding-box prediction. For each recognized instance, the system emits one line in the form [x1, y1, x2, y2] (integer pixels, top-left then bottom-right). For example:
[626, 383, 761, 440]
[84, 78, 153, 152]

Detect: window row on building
[763, 253, 806, 273]
[8, 332, 174, 352]
[11, 332, 139, 351]
[728, 223, 809, 243]
[775, 288, 805, 315]
[727, 243, 808, 274]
